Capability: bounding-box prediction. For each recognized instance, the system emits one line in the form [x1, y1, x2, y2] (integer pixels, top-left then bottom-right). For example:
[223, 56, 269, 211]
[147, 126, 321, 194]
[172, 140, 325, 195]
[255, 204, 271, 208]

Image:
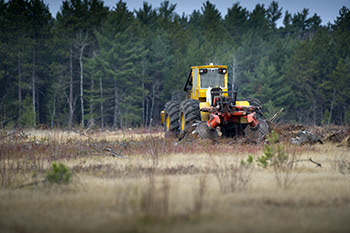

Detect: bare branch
[288, 157, 322, 168]
[269, 108, 284, 123]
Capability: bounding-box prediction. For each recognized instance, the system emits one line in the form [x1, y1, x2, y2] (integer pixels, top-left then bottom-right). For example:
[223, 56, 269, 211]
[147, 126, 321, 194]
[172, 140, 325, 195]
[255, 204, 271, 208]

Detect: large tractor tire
[179, 99, 201, 133]
[164, 101, 180, 136]
[244, 118, 269, 140]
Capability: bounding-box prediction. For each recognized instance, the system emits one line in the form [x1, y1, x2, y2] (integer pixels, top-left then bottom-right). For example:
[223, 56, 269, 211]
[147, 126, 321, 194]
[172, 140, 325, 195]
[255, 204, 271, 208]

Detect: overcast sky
[45, 0, 349, 26]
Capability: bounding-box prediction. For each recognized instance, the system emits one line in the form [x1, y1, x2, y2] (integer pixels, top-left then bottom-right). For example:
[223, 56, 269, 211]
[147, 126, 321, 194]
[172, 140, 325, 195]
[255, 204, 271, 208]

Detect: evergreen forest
[1, 0, 350, 129]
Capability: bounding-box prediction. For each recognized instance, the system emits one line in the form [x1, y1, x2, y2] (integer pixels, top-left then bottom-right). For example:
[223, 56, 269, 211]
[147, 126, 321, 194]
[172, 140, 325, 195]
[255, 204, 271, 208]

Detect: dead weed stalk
[0, 151, 21, 188]
[140, 169, 170, 218]
[192, 173, 207, 215]
[332, 152, 350, 175]
[212, 157, 253, 193]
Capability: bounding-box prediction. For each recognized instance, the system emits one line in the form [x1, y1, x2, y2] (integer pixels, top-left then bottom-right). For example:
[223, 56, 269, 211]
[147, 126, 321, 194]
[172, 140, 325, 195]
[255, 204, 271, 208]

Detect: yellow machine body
[161, 64, 268, 139]
[183, 64, 249, 122]
[161, 64, 250, 126]
[185, 64, 228, 101]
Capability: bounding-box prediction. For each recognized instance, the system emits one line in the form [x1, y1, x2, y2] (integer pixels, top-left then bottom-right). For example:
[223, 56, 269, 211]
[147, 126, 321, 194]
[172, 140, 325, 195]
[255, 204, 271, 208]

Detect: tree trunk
[150, 94, 155, 127]
[149, 82, 158, 127]
[79, 46, 85, 128]
[100, 76, 104, 129]
[32, 47, 36, 127]
[78, 31, 88, 128]
[36, 87, 40, 125]
[312, 96, 317, 125]
[88, 78, 94, 128]
[113, 79, 119, 128]
[50, 93, 56, 129]
[0, 99, 5, 128]
[17, 57, 22, 122]
[145, 96, 149, 128]
[68, 43, 74, 128]
[328, 89, 336, 125]
[231, 56, 238, 97]
[123, 106, 129, 129]
[141, 60, 148, 127]
[142, 80, 145, 127]
[49, 85, 58, 129]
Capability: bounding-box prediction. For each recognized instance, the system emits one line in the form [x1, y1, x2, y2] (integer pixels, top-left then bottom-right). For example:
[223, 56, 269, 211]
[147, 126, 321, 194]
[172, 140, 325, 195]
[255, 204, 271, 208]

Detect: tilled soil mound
[269, 121, 350, 146]
[178, 122, 350, 147]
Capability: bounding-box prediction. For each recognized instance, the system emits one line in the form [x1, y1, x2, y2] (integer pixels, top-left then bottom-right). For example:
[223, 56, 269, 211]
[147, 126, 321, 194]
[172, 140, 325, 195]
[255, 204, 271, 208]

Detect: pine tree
[199, 1, 227, 61]
[267, 1, 282, 30]
[91, 1, 146, 128]
[27, 0, 52, 126]
[248, 4, 269, 37]
[224, 2, 249, 42]
[3, 0, 32, 126]
[326, 58, 350, 124]
[55, 0, 107, 128]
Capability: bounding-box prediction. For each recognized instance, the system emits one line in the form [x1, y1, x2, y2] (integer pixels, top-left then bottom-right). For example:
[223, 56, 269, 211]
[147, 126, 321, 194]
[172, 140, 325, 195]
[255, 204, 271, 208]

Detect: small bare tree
[75, 30, 89, 127]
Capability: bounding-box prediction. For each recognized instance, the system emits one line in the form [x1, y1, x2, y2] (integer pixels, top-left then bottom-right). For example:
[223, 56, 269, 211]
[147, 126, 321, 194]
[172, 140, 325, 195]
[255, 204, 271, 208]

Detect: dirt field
[0, 126, 350, 233]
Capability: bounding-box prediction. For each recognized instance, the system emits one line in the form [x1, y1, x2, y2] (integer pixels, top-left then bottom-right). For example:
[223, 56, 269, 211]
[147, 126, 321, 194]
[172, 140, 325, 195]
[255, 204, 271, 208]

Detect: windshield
[200, 68, 225, 89]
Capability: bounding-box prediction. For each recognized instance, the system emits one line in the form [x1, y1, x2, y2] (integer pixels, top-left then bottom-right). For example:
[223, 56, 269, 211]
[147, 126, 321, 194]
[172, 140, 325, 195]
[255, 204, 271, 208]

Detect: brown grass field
[0, 127, 350, 233]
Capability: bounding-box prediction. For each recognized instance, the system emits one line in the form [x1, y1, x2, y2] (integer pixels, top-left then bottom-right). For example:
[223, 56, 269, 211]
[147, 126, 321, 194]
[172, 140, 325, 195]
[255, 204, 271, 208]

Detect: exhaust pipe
[233, 91, 237, 106]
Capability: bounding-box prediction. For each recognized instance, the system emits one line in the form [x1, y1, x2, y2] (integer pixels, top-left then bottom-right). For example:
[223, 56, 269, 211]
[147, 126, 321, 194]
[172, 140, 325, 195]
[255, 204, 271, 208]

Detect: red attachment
[247, 112, 259, 128]
[235, 105, 256, 111]
[212, 96, 221, 106]
[201, 96, 262, 131]
[207, 114, 221, 129]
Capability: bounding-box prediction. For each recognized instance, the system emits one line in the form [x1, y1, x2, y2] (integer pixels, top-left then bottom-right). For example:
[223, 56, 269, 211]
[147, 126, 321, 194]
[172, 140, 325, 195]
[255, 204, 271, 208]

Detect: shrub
[46, 162, 72, 184]
[257, 131, 287, 168]
[240, 155, 254, 166]
[257, 131, 296, 189]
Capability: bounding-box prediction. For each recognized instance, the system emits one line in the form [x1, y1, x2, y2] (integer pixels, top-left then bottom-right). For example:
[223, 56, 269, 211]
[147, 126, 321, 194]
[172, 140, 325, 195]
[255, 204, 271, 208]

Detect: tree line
[0, 0, 349, 128]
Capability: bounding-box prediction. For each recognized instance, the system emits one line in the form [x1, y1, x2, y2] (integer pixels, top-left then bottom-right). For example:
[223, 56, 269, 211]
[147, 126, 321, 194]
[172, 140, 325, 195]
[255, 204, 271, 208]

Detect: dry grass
[0, 129, 350, 233]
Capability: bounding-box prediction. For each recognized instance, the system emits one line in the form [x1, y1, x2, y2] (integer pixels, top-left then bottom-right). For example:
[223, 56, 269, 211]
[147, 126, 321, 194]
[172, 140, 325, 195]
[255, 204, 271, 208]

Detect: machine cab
[183, 63, 228, 102]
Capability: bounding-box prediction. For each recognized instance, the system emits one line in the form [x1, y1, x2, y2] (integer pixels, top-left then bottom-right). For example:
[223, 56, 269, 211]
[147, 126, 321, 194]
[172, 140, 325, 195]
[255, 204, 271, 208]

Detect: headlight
[199, 69, 208, 74]
[218, 68, 227, 74]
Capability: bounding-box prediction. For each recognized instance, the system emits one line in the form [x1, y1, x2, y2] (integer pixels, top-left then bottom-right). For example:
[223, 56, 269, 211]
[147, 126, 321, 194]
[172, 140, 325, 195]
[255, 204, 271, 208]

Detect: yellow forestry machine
[161, 64, 268, 140]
